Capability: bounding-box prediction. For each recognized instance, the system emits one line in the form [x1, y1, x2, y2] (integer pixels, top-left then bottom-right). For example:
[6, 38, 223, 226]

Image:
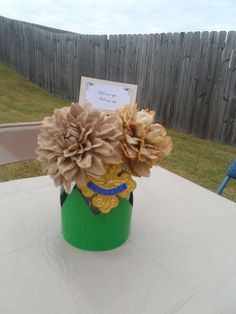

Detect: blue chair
[216, 159, 236, 195]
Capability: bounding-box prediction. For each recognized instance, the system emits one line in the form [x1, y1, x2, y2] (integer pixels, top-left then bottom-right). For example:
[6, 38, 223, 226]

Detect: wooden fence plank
[0, 16, 236, 144]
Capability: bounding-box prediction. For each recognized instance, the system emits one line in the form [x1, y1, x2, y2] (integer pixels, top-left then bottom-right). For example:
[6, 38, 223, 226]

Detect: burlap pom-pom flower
[36, 103, 122, 193]
[119, 104, 172, 177]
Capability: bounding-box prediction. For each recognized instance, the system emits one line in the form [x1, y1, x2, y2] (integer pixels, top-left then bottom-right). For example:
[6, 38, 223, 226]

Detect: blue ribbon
[87, 181, 127, 195]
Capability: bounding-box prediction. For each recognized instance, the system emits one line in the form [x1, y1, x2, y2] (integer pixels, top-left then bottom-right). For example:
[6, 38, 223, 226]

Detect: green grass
[0, 63, 235, 202]
[0, 63, 67, 123]
[159, 130, 236, 202]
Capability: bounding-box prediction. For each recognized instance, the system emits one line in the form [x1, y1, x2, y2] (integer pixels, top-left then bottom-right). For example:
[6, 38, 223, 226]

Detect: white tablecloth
[0, 167, 236, 314]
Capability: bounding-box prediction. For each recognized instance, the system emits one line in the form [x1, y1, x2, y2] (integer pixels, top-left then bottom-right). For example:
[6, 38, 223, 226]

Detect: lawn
[0, 63, 67, 123]
[0, 63, 235, 202]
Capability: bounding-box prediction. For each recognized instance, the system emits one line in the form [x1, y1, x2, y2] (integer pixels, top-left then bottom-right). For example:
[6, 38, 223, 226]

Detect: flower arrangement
[36, 102, 172, 213]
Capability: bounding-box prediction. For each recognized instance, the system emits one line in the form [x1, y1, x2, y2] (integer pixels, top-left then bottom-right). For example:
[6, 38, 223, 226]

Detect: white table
[0, 167, 236, 314]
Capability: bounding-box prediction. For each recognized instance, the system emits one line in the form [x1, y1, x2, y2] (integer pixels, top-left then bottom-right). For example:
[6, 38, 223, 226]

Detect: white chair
[0, 122, 41, 165]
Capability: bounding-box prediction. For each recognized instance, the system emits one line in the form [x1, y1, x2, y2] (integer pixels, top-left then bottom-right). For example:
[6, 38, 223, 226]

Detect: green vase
[60, 185, 133, 251]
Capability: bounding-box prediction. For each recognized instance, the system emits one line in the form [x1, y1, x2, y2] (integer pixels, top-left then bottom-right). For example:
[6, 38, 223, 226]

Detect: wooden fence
[0, 16, 236, 144]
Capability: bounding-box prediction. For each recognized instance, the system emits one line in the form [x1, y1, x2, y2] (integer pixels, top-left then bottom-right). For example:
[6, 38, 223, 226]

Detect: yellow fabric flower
[36, 103, 123, 193]
[119, 104, 172, 177]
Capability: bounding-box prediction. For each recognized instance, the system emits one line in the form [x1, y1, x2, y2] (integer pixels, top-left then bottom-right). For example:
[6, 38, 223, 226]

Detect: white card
[79, 77, 137, 110]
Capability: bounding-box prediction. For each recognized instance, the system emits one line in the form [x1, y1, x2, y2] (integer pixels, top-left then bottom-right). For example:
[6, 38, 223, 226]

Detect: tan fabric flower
[119, 104, 172, 177]
[36, 102, 123, 193]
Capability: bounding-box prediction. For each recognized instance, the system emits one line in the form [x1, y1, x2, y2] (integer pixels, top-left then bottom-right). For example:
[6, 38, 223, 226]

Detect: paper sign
[79, 77, 137, 110]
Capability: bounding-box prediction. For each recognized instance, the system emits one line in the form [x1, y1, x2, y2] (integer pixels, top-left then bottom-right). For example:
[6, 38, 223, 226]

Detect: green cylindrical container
[60, 185, 133, 251]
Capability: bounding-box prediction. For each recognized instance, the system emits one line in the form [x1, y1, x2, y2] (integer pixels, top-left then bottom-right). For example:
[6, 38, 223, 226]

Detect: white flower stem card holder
[79, 77, 138, 111]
